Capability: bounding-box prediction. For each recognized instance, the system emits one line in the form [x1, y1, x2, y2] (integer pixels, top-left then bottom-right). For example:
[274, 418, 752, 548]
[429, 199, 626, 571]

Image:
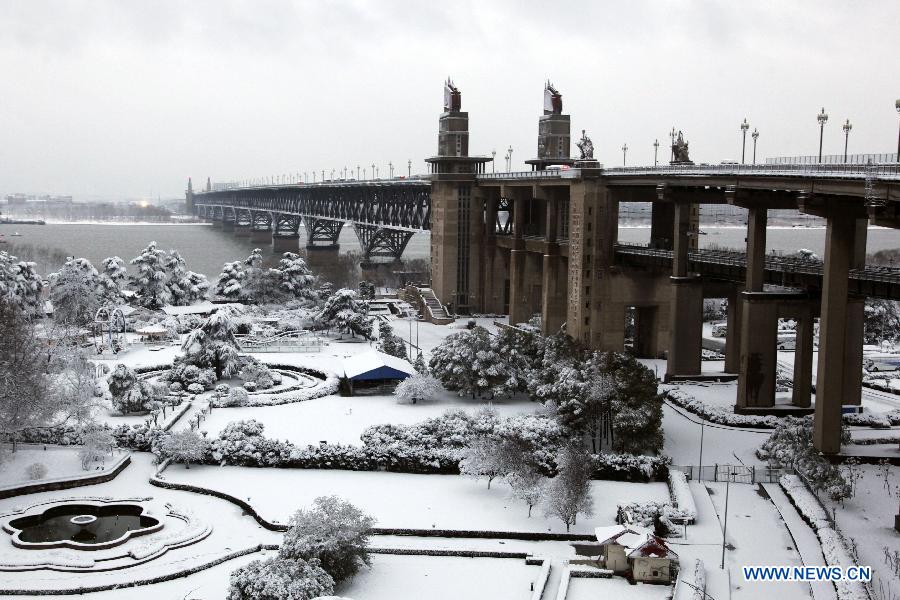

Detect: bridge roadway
[613, 243, 900, 301]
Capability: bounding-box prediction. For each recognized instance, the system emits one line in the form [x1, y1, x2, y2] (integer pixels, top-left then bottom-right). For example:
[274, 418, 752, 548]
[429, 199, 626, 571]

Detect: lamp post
[740, 118, 749, 164]
[321, 170, 325, 182]
[363, 168, 366, 179]
[842, 119, 852, 163]
[669, 127, 676, 162]
[507, 145, 513, 171]
[408, 159, 412, 177]
[330, 169, 335, 180]
[504, 152, 510, 172]
[896, 99, 900, 161]
[492, 149, 496, 172]
[751, 129, 759, 165]
[371, 163, 376, 179]
[389, 161, 394, 178]
[817, 107, 828, 162]
[653, 139, 659, 166]
[357, 165, 360, 180]
[621, 143, 628, 166]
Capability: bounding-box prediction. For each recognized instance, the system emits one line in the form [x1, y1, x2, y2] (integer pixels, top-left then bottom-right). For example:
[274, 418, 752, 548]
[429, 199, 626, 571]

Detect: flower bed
[664, 389, 778, 428]
[667, 468, 697, 522]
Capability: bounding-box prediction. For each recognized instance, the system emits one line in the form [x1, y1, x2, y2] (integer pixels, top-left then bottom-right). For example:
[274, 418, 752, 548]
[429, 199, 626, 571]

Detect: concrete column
[814, 214, 857, 454]
[544, 191, 558, 243]
[234, 225, 251, 237]
[672, 202, 694, 278]
[666, 277, 703, 379]
[650, 203, 675, 250]
[541, 253, 567, 335]
[842, 298, 865, 406]
[509, 249, 528, 326]
[250, 228, 272, 244]
[736, 293, 778, 408]
[724, 287, 743, 373]
[745, 207, 767, 292]
[633, 306, 659, 358]
[791, 308, 815, 408]
[272, 234, 300, 253]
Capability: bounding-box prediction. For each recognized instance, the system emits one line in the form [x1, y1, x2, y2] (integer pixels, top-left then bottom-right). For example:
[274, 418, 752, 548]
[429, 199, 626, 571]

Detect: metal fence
[766, 153, 899, 165]
[672, 464, 794, 484]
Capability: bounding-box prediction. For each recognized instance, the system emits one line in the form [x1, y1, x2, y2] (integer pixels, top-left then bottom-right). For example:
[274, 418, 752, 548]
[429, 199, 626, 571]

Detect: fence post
[714, 463, 718, 482]
[751, 465, 755, 483]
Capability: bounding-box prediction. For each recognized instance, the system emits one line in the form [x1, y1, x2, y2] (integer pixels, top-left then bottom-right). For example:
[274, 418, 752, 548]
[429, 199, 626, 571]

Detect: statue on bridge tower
[670, 130, 693, 165]
[527, 81, 575, 171]
[576, 129, 594, 160]
[443, 77, 461, 113]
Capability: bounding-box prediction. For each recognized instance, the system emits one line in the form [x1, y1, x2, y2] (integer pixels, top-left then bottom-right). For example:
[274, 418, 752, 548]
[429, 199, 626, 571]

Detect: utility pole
[720, 480, 730, 569]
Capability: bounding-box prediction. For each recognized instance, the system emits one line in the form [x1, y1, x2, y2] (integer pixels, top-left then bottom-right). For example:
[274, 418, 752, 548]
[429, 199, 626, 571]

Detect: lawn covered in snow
[199, 390, 541, 445]
[566, 576, 672, 600]
[0, 446, 94, 486]
[164, 465, 669, 534]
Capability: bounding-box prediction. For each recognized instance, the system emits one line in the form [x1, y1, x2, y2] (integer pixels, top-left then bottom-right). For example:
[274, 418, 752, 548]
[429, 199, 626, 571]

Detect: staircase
[403, 286, 454, 325]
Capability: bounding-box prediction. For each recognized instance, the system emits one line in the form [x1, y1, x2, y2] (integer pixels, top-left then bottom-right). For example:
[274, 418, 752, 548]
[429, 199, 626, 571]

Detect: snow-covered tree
[181, 310, 241, 379]
[491, 326, 543, 396]
[239, 361, 279, 390]
[543, 443, 594, 532]
[1, 302, 95, 450]
[429, 327, 504, 398]
[278, 496, 374, 584]
[412, 353, 428, 375]
[241, 248, 284, 303]
[0, 251, 44, 316]
[279, 253, 316, 301]
[600, 352, 664, 454]
[165, 250, 209, 305]
[78, 426, 115, 470]
[159, 430, 207, 468]
[377, 321, 407, 359]
[98, 256, 128, 306]
[393, 374, 441, 404]
[317, 281, 334, 301]
[215, 260, 245, 300]
[317, 289, 371, 339]
[129, 241, 170, 308]
[357, 280, 375, 300]
[49, 257, 100, 326]
[864, 299, 900, 345]
[459, 437, 511, 489]
[507, 468, 546, 518]
[108, 363, 157, 413]
[228, 557, 334, 600]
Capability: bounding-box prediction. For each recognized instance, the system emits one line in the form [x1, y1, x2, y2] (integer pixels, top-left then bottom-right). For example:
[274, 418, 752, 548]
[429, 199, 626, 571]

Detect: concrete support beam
[272, 234, 299, 253]
[724, 287, 743, 373]
[541, 253, 567, 335]
[842, 298, 865, 406]
[633, 306, 660, 358]
[666, 277, 703, 379]
[814, 214, 858, 454]
[791, 307, 815, 408]
[736, 293, 779, 408]
[544, 190, 558, 243]
[745, 207, 767, 292]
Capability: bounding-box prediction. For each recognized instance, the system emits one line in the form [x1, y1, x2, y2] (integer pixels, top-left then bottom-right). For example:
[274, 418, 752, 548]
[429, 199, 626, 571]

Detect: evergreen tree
[242, 248, 285, 303]
[600, 351, 664, 454]
[215, 260, 245, 300]
[129, 241, 170, 309]
[377, 321, 407, 359]
[0, 251, 44, 316]
[49, 257, 100, 326]
[181, 309, 241, 379]
[428, 326, 503, 398]
[317, 289, 371, 338]
[278, 252, 316, 301]
[165, 250, 209, 305]
[412, 352, 428, 375]
[98, 256, 128, 306]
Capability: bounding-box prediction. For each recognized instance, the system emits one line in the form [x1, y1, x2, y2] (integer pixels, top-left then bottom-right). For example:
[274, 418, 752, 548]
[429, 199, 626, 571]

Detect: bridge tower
[526, 81, 574, 170]
[426, 79, 491, 314]
[185, 177, 193, 213]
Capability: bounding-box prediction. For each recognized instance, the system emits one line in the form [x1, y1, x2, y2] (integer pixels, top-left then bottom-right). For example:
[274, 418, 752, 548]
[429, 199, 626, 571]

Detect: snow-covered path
[662, 400, 770, 467]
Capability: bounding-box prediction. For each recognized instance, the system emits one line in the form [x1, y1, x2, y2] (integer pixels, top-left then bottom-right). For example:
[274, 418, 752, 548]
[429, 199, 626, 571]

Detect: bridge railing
[206, 177, 430, 193]
[602, 162, 900, 180]
[476, 170, 566, 181]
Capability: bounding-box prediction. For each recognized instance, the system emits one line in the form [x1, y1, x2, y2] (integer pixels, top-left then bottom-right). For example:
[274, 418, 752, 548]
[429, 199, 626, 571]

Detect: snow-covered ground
[0, 446, 92, 486]
[163, 465, 669, 534]
[567, 577, 672, 600]
[200, 390, 540, 445]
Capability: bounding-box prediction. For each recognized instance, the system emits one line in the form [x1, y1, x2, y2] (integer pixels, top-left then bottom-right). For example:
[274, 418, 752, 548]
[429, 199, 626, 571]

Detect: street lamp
[895, 99, 900, 161]
[653, 139, 659, 166]
[751, 129, 759, 165]
[817, 107, 829, 162]
[371, 163, 376, 179]
[389, 161, 394, 178]
[504, 152, 510, 172]
[842, 119, 852, 163]
[357, 165, 360, 180]
[740, 118, 749, 164]
[669, 127, 676, 161]
[507, 145, 513, 171]
[492, 149, 496, 172]
[408, 159, 412, 177]
[621, 143, 628, 166]
[330, 169, 335, 180]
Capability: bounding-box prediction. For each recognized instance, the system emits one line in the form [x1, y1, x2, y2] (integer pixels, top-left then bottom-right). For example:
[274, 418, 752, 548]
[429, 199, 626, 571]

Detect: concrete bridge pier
[221, 220, 235, 232]
[790, 304, 815, 408]
[724, 286, 744, 373]
[272, 234, 300, 253]
[813, 210, 866, 453]
[736, 292, 780, 408]
[665, 200, 703, 379]
[250, 227, 272, 244]
[306, 218, 343, 251]
[234, 225, 252, 237]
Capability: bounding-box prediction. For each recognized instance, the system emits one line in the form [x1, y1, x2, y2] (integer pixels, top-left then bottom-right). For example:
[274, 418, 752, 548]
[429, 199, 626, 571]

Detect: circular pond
[6, 503, 161, 549]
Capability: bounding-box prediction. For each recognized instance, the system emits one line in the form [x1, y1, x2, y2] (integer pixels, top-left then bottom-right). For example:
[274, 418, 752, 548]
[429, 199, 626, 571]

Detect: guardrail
[206, 177, 430, 192]
[602, 161, 900, 180]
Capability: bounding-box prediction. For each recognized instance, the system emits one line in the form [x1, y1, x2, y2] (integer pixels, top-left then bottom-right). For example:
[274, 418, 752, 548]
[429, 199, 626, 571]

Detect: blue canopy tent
[341, 350, 415, 395]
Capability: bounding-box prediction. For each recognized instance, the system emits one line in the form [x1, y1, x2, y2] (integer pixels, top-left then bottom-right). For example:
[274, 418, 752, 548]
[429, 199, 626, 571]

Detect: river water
[0, 222, 897, 279]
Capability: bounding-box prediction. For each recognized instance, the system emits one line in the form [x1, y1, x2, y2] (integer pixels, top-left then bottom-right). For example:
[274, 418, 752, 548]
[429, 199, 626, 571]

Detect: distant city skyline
[1, 0, 898, 198]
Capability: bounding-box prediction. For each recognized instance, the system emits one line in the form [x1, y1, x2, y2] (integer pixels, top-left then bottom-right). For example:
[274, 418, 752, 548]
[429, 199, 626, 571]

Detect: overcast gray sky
[1, 0, 898, 200]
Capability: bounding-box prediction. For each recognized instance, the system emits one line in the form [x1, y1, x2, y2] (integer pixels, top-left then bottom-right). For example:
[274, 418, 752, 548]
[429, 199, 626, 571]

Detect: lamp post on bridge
[363, 168, 367, 179]
[389, 161, 394, 178]
[371, 163, 376, 179]
[740, 118, 749, 164]
[653, 139, 659, 166]
[330, 169, 335, 180]
[357, 165, 360, 180]
[817, 107, 829, 162]
[670, 127, 676, 162]
[621, 143, 628, 166]
[895, 99, 900, 161]
[321, 170, 325, 182]
[842, 119, 852, 163]
[751, 129, 759, 165]
[507, 145, 513, 171]
[304, 172, 308, 183]
[408, 159, 412, 177]
[504, 151, 509, 172]
[492, 149, 496, 172]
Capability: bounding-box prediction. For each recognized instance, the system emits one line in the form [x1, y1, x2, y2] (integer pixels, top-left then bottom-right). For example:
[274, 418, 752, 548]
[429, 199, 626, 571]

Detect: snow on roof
[628, 535, 678, 560]
[594, 525, 676, 560]
[135, 324, 168, 334]
[342, 350, 415, 380]
[161, 301, 218, 316]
